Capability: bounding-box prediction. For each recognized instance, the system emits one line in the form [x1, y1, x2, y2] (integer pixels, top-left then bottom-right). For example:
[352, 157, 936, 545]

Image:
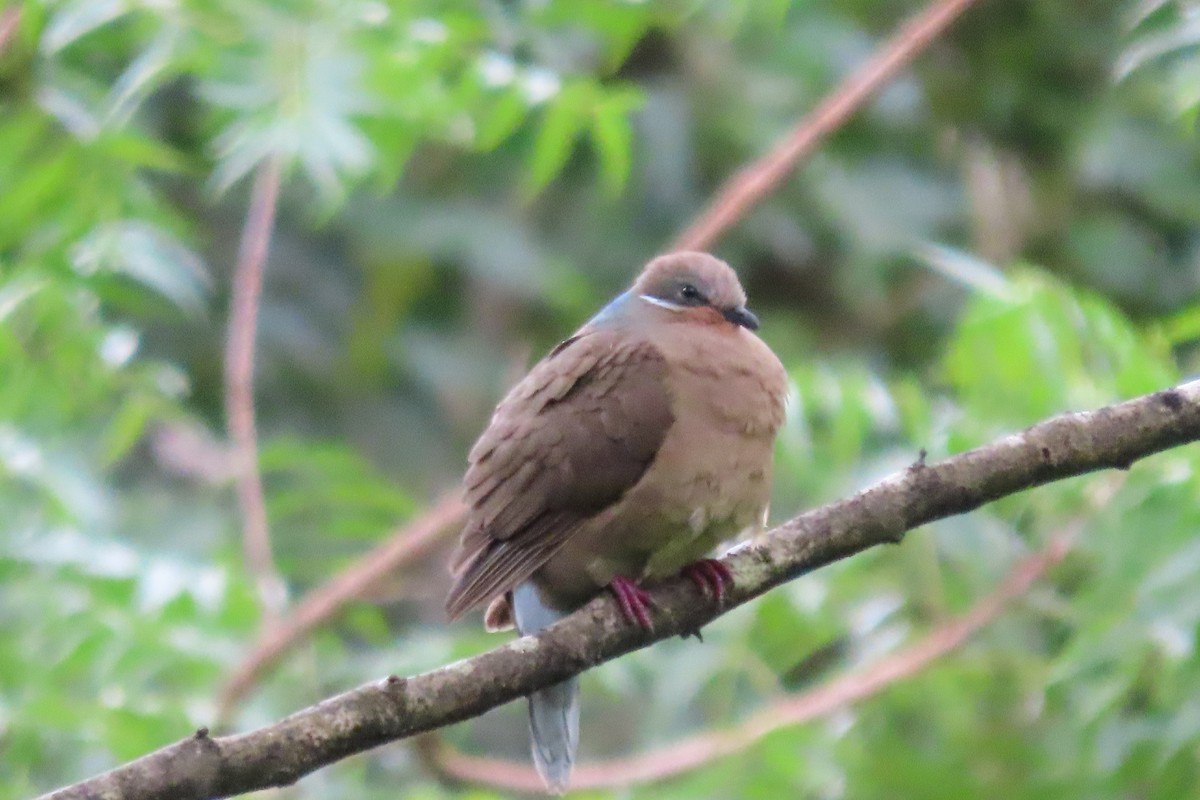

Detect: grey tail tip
[528, 677, 580, 796]
[542, 773, 570, 796]
[532, 746, 573, 796]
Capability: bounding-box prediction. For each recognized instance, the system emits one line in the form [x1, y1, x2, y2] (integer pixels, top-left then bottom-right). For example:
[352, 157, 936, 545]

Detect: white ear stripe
[638, 294, 685, 312]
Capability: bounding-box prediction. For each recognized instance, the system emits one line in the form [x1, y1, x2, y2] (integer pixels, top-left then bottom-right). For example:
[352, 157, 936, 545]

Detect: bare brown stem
[0, 6, 21, 57]
[224, 158, 286, 620]
[217, 495, 466, 719]
[672, 0, 983, 252]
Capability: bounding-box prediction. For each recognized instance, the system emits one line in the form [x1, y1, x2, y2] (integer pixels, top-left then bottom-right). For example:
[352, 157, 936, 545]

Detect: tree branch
[40, 382, 1200, 800]
[672, 0, 982, 252]
[216, 495, 466, 719]
[417, 475, 1124, 791]
[224, 157, 286, 619]
[419, 518, 1087, 792]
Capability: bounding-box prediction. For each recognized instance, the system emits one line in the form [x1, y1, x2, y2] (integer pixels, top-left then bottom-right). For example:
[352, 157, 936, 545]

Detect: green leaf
[71, 221, 210, 313]
[98, 132, 192, 174]
[524, 81, 590, 196]
[590, 88, 642, 196]
[475, 88, 527, 151]
[101, 394, 157, 464]
[942, 268, 1175, 432]
[1162, 303, 1200, 344]
[41, 0, 129, 54]
[1116, 14, 1200, 82]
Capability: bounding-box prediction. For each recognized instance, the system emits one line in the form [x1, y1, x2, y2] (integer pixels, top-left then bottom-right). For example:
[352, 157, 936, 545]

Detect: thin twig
[420, 477, 1125, 792]
[217, 495, 466, 719]
[225, 157, 287, 620]
[0, 6, 20, 58]
[40, 382, 1200, 800]
[672, 0, 983, 252]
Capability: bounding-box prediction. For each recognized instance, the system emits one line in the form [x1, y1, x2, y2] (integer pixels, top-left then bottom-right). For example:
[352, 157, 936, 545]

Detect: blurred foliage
[5, 0, 1200, 798]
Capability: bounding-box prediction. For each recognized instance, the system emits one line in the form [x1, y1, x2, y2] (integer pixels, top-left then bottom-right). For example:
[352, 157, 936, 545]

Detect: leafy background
[5, 0, 1200, 797]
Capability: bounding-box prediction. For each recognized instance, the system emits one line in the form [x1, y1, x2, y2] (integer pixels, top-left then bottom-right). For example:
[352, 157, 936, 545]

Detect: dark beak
[722, 305, 760, 330]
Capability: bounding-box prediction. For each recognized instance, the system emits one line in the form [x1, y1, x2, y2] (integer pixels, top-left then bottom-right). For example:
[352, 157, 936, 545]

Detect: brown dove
[446, 251, 788, 794]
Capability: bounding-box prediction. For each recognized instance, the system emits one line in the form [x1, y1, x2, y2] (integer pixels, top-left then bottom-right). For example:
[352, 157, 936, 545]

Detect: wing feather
[446, 329, 673, 618]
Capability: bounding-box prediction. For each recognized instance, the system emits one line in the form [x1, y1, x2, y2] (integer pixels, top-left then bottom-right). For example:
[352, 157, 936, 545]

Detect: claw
[608, 576, 654, 631]
[682, 559, 734, 605]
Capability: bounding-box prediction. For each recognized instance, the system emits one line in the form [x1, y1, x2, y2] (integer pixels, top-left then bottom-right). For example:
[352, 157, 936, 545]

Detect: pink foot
[609, 576, 654, 631]
[682, 559, 734, 605]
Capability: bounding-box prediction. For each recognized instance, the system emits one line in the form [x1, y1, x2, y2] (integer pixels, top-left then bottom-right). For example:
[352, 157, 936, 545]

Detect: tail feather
[512, 581, 579, 794]
[528, 677, 580, 795]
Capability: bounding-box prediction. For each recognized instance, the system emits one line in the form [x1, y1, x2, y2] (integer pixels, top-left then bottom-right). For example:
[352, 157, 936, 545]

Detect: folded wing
[446, 329, 674, 618]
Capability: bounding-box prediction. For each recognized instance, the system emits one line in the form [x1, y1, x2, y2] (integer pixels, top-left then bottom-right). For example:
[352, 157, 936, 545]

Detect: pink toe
[682, 559, 734, 604]
[609, 576, 654, 631]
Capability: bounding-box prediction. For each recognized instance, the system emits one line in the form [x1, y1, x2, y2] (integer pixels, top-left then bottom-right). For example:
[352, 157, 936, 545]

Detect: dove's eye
[678, 283, 706, 305]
